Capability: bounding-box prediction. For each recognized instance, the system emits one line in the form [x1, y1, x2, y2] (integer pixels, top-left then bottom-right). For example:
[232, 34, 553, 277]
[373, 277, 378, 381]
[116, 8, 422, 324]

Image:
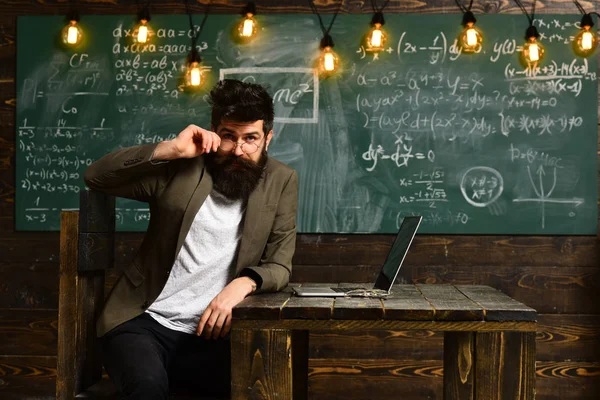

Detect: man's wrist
[238, 276, 257, 295]
[151, 141, 177, 161]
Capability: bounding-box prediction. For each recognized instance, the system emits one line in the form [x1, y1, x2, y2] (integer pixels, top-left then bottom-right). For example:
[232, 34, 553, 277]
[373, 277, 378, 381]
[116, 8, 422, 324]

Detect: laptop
[292, 216, 423, 297]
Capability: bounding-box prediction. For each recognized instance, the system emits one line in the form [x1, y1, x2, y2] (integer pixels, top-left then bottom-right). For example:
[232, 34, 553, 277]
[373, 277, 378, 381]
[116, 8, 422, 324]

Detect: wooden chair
[56, 190, 221, 399]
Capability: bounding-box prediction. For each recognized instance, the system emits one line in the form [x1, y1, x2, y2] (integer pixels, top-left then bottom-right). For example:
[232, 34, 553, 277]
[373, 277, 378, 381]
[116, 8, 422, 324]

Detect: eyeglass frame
[218, 135, 266, 154]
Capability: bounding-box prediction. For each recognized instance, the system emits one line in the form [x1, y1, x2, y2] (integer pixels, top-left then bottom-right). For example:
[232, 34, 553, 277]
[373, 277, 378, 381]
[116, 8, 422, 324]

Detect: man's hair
[209, 79, 274, 134]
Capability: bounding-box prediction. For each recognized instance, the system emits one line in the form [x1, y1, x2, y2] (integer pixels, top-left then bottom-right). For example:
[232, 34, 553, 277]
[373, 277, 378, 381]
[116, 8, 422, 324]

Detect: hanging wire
[370, 0, 392, 14]
[573, 0, 600, 18]
[454, 0, 474, 13]
[573, 0, 586, 14]
[513, 0, 537, 26]
[186, 0, 211, 49]
[572, 0, 600, 31]
[307, 0, 344, 37]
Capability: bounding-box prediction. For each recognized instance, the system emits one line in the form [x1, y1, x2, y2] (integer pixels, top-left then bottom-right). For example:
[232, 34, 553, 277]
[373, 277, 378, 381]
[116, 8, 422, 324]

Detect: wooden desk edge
[231, 319, 537, 332]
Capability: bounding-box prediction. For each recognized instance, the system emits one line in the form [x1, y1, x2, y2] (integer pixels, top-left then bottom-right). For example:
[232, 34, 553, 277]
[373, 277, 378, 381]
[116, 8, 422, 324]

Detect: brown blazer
[83, 142, 298, 337]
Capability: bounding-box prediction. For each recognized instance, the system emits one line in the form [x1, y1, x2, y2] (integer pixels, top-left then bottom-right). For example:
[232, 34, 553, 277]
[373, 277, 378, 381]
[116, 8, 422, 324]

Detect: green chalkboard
[16, 14, 598, 234]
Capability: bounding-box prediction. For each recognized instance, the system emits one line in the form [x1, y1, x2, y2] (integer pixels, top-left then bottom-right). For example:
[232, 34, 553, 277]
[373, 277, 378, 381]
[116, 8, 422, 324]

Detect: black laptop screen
[373, 216, 422, 291]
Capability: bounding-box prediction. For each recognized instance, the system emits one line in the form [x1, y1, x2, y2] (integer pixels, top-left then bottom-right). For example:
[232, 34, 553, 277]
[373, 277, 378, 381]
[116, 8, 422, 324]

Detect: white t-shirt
[146, 189, 245, 334]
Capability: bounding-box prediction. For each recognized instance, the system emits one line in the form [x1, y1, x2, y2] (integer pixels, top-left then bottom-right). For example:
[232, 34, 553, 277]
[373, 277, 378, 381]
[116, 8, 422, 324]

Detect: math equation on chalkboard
[16, 14, 597, 234]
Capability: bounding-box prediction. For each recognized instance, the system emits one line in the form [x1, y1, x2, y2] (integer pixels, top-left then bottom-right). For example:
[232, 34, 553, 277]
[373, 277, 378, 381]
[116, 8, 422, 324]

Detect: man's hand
[152, 124, 221, 161]
[196, 277, 257, 339]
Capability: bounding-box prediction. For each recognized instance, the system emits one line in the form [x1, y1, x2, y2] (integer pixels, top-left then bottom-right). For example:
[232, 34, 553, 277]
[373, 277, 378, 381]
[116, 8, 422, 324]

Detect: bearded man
[83, 79, 298, 399]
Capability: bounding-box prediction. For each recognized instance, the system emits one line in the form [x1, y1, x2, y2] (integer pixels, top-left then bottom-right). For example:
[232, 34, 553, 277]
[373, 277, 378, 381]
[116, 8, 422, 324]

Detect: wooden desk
[230, 284, 536, 400]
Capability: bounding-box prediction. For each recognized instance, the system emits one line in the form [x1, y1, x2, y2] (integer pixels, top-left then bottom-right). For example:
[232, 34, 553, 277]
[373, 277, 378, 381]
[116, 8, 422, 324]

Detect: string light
[522, 25, 544, 65]
[365, 0, 390, 53]
[365, 12, 387, 52]
[455, 0, 483, 53]
[61, 10, 83, 46]
[183, 0, 210, 89]
[308, 0, 343, 76]
[133, 4, 152, 44]
[514, 0, 544, 67]
[319, 34, 340, 74]
[185, 50, 204, 87]
[237, 2, 258, 41]
[573, 1, 598, 57]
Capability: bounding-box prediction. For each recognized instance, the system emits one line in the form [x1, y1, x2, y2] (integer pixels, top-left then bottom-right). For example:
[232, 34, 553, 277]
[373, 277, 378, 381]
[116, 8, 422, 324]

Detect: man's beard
[204, 150, 268, 201]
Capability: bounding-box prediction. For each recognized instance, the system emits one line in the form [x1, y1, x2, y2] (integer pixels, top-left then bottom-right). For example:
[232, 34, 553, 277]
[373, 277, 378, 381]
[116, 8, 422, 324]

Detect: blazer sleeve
[244, 169, 298, 293]
[83, 143, 169, 202]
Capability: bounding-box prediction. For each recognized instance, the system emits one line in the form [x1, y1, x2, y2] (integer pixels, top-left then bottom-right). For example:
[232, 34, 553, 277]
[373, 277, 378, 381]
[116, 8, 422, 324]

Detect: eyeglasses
[218, 138, 262, 154]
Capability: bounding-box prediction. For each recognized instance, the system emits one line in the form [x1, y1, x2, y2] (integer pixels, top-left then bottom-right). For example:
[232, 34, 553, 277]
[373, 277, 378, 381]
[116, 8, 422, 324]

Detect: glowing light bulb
[574, 25, 598, 57]
[134, 19, 151, 43]
[458, 12, 483, 54]
[62, 20, 82, 46]
[522, 37, 545, 65]
[521, 26, 545, 67]
[581, 30, 594, 49]
[186, 61, 203, 87]
[239, 14, 257, 38]
[365, 12, 387, 53]
[319, 46, 339, 74]
[366, 23, 387, 52]
[236, 3, 258, 42]
[573, 13, 598, 57]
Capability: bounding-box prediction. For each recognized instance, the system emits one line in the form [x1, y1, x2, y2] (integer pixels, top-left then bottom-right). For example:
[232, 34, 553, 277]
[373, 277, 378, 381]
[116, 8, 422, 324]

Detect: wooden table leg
[473, 331, 536, 400]
[444, 331, 475, 400]
[231, 328, 309, 400]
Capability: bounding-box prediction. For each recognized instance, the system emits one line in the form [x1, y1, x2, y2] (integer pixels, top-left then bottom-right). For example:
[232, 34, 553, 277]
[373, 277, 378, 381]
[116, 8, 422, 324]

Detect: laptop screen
[373, 216, 422, 292]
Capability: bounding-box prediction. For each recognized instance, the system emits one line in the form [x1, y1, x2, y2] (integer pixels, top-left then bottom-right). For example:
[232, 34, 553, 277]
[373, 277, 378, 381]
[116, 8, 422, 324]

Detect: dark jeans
[101, 313, 231, 400]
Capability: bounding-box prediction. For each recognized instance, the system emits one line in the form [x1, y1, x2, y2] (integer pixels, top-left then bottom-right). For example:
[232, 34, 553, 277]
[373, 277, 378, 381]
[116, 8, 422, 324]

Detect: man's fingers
[203, 311, 220, 339]
[203, 132, 213, 153]
[221, 315, 232, 338]
[196, 309, 211, 336]
[212, 313, 228, 340]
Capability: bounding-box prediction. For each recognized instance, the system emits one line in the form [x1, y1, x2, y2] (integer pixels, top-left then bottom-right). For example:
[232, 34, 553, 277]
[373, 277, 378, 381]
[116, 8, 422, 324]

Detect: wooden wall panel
[0, 0, 598, 399]
[2, 233, 598, 267]
[307, 359, 600, 400]
[0, 356, 56, 400]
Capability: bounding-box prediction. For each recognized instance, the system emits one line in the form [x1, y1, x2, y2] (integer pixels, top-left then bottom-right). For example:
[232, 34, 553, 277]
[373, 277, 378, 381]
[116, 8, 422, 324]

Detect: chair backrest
[56, 190, 115, 399]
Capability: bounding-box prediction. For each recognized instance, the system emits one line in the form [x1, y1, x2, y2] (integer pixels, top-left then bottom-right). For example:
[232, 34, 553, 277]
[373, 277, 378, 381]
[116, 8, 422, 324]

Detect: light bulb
[521, 26, 545, 67]
[319, 46, 339, 74]
[62, 20, 82, 46]
[574, 25, 598, 57]
[239, 14, 257, 38]
[185, 61, 204, 87]
[458, 12, 482, 54]
[366, 23, 387, 52]
[365, 12, 387, 53]
[459, 22, 483, 53]
[522, 37, 545, 65]
[133, 19, 151, 44]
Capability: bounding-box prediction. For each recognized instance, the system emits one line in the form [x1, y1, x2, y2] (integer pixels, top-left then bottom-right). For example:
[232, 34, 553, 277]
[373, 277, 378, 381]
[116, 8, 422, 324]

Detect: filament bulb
[366, 23, 387, 52]
[133, 19, 152, 44]
[62, 20, 83, 46]
[319, 46, 339, 74]
[239, 13, 257, 39]
[574, 23, 598, 57]
[459, 22, 483, 53]
[522, 37, 544, 65]
[186, 61, 204, 87]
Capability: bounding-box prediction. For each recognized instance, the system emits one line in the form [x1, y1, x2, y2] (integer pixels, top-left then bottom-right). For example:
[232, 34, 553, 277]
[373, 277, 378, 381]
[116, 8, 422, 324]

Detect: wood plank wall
[0, 1, 599, 399]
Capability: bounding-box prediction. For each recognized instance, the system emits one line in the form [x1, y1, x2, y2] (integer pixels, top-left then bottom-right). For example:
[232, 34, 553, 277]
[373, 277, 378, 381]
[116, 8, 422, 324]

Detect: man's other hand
[196, 276, 256, 339]
[152, 124, 221, 161]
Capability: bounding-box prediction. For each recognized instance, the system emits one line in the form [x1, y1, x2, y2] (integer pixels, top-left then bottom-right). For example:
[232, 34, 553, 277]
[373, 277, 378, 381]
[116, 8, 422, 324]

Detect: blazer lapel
[175, 161, 213, 258]
[236, 180, 266, 272]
